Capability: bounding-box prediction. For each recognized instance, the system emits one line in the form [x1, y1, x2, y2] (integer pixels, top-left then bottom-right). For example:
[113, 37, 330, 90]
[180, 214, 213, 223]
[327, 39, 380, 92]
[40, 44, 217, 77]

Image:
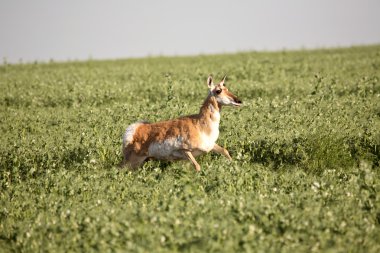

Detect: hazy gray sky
[1, 0, 380, 63]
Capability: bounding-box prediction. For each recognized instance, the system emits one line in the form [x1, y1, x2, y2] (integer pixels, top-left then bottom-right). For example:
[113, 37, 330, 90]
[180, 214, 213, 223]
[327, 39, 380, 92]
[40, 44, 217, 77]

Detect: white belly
[147, 136, 209, 160]
[148, 137, 187, 160]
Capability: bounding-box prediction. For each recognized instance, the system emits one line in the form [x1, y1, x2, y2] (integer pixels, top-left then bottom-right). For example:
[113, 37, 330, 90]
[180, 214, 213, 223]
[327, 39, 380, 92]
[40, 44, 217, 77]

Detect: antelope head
[207, 75, 242, 107]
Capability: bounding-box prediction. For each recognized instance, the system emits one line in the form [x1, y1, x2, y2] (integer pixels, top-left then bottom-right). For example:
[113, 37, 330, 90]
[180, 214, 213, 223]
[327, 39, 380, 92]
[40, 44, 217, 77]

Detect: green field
[1, 45, 380, 252]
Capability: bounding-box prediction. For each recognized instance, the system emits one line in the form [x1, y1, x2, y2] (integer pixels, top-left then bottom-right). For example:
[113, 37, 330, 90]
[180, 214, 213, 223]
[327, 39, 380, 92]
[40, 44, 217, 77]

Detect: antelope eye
[215, 89, 222, 94]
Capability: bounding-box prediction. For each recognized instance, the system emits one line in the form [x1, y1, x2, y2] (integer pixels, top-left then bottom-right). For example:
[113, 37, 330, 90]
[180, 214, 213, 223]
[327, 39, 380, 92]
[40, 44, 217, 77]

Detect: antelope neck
[199, 95, 221, 122]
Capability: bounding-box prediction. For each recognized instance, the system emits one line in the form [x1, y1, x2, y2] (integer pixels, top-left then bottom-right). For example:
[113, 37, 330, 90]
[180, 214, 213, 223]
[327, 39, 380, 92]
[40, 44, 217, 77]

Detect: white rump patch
[123, 122, 144, 147]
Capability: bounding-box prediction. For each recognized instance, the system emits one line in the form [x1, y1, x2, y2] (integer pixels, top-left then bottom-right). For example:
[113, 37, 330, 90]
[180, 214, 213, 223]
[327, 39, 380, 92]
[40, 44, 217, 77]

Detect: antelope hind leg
[121, 147, 147, 170]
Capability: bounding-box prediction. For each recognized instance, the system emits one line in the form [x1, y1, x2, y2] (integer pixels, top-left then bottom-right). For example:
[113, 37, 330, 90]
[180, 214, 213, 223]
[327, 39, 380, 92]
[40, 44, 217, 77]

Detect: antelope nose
[235, 99, 242, 104]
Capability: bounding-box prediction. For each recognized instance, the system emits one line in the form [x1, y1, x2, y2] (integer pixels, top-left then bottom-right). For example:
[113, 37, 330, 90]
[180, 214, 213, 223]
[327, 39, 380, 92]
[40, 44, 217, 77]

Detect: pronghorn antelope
[121, 75, 242, 171]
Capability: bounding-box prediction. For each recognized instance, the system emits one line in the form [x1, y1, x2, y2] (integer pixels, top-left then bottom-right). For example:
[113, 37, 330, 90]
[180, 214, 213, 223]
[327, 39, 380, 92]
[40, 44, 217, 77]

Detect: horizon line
[2, 43, 379, 66]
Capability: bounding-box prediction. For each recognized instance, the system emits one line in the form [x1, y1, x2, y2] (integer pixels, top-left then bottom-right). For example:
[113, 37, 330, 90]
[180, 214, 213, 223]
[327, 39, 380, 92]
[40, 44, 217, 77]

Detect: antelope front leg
[212, 144, 232, 161]
[183, 151, 201, 172]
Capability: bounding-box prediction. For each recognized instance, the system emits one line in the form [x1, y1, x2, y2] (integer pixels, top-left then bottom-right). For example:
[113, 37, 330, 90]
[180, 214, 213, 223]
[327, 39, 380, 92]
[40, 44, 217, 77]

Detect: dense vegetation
[1, 45, 379, 252]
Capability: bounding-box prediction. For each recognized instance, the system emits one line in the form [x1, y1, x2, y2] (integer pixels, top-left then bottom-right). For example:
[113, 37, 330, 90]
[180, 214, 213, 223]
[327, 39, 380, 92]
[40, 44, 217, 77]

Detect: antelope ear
[207, 75, 214, 89]
[220, 75, 227, 86]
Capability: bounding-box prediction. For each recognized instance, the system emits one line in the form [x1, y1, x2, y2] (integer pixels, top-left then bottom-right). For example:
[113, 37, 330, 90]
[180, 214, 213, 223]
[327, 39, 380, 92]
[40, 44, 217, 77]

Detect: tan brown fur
[128, 96, 218, 155]
[121, 76, 242, 171]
